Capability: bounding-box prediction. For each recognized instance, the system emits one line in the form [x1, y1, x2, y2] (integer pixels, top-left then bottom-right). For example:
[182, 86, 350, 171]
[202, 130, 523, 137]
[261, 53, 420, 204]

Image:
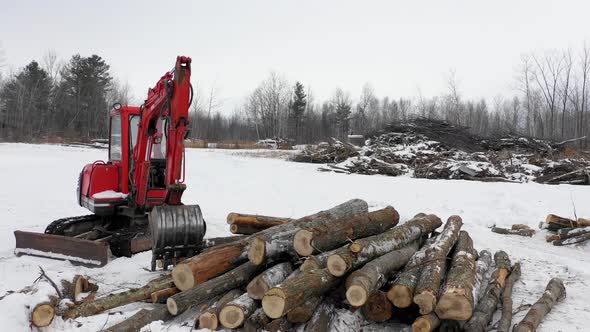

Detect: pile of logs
[38, 199, 566, 332]
[542, 214, 590, 246]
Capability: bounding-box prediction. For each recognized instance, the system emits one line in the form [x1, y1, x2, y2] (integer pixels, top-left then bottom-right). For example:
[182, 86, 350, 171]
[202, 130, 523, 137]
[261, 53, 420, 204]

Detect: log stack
[48, 199, 566, 332]
[542, 214, 590, 246]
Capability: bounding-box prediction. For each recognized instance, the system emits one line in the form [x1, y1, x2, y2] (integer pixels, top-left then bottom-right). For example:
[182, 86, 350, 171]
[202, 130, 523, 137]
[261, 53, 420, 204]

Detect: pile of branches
[542, 214, 590, 246]
[39, 199, 566, 332]
[293, 118, 590, 185]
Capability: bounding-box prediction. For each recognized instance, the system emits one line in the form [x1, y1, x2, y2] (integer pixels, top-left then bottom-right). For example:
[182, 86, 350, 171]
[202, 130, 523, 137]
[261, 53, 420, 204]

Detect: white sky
[1, 0, 589, 112]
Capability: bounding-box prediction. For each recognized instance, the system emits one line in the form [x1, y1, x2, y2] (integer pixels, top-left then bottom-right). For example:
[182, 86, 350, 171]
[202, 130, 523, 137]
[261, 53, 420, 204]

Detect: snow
[92, 190, 128, 200]
[1, 143, 590, 331]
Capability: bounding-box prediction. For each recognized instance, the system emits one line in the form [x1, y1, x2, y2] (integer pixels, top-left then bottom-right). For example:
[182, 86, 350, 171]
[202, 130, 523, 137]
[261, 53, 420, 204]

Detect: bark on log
[63, 274, 174, 319]
[265, 317, 292, 332]
[512, 278, 566, 332]
[362, 291, 393, 322]
[545, 214, 588, 228]
[61, 275, 96, 303]
[262, 268, 339, 319]
[553, 229, 590, 246]
[387, 235, 439, 308]
[167, 261, 262, 316]
[511, 224, 531, 230]
[497, 262, 521, 332]
[473, 250, 492, 305]
[227, 212, 292, 225]
[412, 216, 463, 315]
[247, 262, 293, 300]
[491, 227, 535, 237]
[328, 308, 362, 331]
[102, 304, 170, 332]
[345, 241, 420, 306]
[463, 251, 511, 332]
[327, 213, 442, 277]
[439, 320, 465, 332]
[304, 301, 334, 332]
[243, 308, 271, 332]
[248, 199, 369, 265]
[150, 287, 178, 304]
[198, 235, 248, 250]
[286, 296, 322, 323]
[436, 231, 478, 320]
[294, 206, 399, 256]
[219, 292, 259, 328]
[172, 241, 248, 291]
[197, 288, 242, 330]
[300, 250, 335, 272]
[412, 313, 441, 332]
[31, 296, 59, 327]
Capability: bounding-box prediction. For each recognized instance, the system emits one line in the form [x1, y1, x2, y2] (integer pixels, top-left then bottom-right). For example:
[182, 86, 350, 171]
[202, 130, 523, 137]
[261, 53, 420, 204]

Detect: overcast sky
[1, 0, 589, 112]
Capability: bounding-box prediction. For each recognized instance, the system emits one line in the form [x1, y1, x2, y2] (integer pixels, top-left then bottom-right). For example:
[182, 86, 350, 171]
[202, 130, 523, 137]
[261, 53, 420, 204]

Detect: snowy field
[0, 143, 589, 331]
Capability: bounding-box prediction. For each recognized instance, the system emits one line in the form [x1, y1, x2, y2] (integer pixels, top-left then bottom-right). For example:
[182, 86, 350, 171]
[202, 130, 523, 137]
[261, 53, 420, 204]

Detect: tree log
[436, 231, 478, 320]
[300, 250, 335, 272]
[463, 250, 511, 332]
[244, 308, 270, 332]
[304, 301, 334, 332]
[262, 268, 339, 319]
[247, 262, 293, 300]
[472, 250, 492, 304]
[265, 317, 292, 332]
[439, 320, 464, 332]
[513, 278, 566, 332]
[387, 235, 439, 308]
[545, 214, 590, 228]
[197, 288, 242, 330]
[511, 224, 530, 230]
[362, 291, 393, 322]
[412, 313, 441, 332]
[286, 296, 322, 323]
[412, 216, 463, 315]
[227, 212, 292, 225]
[150, 287, 178, 304]
[327, 213, 442, 277]
[172, 241, 248, 291]
[103, 304, 170, 332]
[491, 227, 535, 237]
[167, 261, 262, 316]
[31, 296, 59, 327]
[198, 235, 248, 250]
[61, 275, 96, 304]
[219, 292, 259, 328]
[553, 229, 590, 246]
[345, 240, 420, 306]
[328, 308, 362, 331]
[496, 262, 521, 332]
[63, 274, 174, 319]
[294, 206, 399, 256]
[248, 199, 369, 265]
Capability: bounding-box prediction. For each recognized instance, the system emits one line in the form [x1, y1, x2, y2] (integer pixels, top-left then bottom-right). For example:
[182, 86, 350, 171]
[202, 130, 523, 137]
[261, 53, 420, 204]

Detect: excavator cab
[15, 56, 206, 270]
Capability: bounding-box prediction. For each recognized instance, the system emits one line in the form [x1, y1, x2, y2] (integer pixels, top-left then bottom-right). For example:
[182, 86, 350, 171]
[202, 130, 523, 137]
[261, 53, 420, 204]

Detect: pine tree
[289, 82, 307, 143]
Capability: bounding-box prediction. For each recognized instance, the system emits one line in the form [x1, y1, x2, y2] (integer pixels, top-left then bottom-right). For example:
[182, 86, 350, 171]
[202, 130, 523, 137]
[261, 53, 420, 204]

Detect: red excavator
[14, 56, 206, 270]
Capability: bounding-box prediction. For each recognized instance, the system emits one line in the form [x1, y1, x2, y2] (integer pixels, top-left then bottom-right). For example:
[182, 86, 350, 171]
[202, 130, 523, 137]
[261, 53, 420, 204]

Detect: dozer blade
[14, 230, 109, 267]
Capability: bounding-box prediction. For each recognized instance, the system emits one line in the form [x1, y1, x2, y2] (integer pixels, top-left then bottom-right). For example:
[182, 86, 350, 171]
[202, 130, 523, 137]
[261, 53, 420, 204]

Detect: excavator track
[44, 214, 103, 236]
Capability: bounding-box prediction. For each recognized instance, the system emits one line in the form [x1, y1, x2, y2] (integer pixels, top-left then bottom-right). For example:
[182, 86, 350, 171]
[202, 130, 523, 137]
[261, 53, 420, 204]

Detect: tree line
[1, 45, 589, 146]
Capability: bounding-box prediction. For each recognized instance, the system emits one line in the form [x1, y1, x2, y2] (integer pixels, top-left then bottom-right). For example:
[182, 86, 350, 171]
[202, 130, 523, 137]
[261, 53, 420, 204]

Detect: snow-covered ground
[0, 143, 589, 331]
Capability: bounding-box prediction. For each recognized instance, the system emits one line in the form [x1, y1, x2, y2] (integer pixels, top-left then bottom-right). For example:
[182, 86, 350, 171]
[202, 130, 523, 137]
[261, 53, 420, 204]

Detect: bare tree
[532, 52, 563, 139]
[41, 50, 63, 84]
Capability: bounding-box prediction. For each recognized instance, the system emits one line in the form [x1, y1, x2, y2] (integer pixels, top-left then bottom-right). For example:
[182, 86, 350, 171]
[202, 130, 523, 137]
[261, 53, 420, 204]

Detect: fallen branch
[491, 227, 535, 237]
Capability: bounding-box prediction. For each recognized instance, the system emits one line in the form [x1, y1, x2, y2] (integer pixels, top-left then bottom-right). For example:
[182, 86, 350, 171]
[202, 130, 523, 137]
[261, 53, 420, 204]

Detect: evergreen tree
[289, 81, 307, 143]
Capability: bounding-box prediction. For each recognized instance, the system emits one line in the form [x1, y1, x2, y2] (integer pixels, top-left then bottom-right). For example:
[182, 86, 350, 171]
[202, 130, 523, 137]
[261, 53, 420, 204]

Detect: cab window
[109, 114, 122, 161]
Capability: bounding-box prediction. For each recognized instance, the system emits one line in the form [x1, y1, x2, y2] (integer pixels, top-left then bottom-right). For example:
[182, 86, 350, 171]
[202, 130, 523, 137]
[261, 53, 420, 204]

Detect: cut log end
[219, 305, 246, 328]
[198, 312, 218, 330]
[346, 285, 368, 307]
[327, 255, 348, 277]
[414, 291, 437, 315]
[248, 237, 267, 265]
[300, 257, 321, 272]
[166, 297, 179, 316]
[435, 290, 472, 320]
[172, 263, 195, 291]
[293, 229, 314, 256]
[32, 303, 55, 327]
[262, 292, 286, 319]
[387, 285, 413, 308]
[247, 276, 270, 300]
[349, 242, 362, 253]
[412, 313, 440, 332]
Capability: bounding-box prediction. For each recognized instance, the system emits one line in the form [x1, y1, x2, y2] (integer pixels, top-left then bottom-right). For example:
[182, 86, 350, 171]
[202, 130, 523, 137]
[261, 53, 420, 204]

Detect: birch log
[512, 278, 566, 332]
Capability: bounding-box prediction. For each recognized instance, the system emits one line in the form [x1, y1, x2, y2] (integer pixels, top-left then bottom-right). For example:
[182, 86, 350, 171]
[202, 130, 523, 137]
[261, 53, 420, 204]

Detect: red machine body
[79, 56, 192, 218]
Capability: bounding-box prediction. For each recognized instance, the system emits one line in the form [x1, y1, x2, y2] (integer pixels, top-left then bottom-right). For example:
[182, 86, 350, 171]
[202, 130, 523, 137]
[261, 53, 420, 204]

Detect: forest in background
[0, 45, 588, 147]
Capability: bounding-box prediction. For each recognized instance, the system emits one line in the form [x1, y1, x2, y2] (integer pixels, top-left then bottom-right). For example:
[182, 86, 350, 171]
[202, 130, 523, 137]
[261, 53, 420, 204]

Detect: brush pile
[293, 118, 590, 185]
[36, 199, 566, 331]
